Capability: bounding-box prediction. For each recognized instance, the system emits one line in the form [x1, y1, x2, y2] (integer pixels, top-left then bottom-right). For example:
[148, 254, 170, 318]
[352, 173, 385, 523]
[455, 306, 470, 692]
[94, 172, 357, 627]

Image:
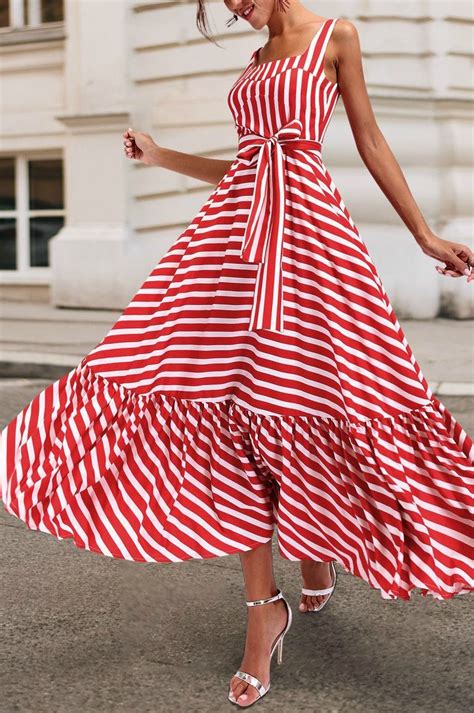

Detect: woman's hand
[123, 128, 159, 166]
[418, 232, 474, 283]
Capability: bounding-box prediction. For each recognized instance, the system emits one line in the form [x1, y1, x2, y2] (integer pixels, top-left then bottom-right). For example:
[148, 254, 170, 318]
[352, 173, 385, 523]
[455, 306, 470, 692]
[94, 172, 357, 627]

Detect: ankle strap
[246, 589, 283, 607]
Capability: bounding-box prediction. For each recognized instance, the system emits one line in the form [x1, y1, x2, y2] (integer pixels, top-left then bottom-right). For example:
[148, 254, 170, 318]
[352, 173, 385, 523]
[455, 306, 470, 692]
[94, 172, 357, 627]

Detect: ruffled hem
[1, 358, 473, 601]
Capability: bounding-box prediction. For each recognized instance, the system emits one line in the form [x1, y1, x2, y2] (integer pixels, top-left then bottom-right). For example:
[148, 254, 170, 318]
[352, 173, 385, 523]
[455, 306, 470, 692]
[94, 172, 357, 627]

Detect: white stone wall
[1, 0, 473, 317]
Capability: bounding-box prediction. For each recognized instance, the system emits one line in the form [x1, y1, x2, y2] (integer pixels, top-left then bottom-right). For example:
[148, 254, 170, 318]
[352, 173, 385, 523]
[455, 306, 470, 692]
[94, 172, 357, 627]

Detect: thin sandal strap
[301, 562, 337, 597]
[246, 589, 283, 607]
[233, 670, 267, 697]
[301, 585, 335, 596]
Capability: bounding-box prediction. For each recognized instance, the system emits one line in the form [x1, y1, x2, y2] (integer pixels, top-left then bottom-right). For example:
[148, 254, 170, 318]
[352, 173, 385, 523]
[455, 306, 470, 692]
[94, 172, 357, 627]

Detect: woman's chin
[247, 15, 268, 31]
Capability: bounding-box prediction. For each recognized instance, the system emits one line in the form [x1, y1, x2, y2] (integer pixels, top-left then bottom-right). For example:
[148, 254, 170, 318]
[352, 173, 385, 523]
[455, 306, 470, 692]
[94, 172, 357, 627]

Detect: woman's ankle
[244, 583, 279, 602]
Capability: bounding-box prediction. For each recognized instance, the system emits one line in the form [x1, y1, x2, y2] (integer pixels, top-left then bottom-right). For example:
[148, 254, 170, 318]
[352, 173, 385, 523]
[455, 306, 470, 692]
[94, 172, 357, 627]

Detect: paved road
[1, 379, 473, 713]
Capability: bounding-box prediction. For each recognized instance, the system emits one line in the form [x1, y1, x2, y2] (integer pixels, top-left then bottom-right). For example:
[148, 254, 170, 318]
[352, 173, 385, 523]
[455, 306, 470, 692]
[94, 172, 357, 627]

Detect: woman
[1, 1, 473, 709]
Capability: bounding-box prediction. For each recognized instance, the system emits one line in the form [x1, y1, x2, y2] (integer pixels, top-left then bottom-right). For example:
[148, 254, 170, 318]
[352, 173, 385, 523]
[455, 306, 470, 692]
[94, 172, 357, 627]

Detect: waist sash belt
[235, 119, 322, 332]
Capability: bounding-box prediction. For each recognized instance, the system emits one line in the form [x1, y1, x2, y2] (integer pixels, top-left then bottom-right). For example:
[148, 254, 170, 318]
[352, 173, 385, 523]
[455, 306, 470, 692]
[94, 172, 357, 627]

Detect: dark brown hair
[196, 0, 222, 44]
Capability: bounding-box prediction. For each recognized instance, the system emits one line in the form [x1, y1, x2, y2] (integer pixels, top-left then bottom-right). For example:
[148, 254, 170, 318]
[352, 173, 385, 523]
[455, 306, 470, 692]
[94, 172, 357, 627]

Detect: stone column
[50, 0, 135, 308]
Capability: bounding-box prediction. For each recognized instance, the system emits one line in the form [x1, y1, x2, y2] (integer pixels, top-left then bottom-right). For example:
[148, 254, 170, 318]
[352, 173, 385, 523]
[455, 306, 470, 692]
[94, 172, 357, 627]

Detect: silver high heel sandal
[300, 560, 337, 612]
[228, 589, 293, 707]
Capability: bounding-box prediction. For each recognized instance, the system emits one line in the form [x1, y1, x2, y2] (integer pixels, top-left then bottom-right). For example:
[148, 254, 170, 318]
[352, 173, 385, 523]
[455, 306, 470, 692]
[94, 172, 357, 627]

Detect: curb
[429, 382, 474, 396]
[0, 351, 83, 380]
[0, 351, 473, 396]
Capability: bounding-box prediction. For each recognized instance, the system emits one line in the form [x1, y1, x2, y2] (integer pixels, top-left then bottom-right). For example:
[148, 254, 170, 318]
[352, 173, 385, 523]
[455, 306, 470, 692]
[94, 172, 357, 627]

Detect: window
[0, 156, 64, 272]
[0, 159, 15, 270]
[0, 0, 63, 28]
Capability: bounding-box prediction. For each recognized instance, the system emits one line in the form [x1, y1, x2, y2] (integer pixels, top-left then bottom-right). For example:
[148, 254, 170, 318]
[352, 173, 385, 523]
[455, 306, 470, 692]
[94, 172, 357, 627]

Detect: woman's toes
[230, 679, 249, 705]
[312, 594, 327, 609]
[299, 595, 308, 612]
[230, 677, 247, 700]
[236, 683, 259, 706]
[228, 677, 238, 695]
[300, 594, 328, 611]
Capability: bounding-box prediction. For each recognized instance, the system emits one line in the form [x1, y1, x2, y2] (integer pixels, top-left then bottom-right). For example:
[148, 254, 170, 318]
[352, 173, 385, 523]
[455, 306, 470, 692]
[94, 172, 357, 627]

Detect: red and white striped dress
[1, 18, 473, 600]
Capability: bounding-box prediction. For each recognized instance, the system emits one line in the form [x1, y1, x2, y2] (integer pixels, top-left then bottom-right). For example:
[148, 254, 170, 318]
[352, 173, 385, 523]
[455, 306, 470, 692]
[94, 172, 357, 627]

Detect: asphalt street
[1, 379, 473, 713]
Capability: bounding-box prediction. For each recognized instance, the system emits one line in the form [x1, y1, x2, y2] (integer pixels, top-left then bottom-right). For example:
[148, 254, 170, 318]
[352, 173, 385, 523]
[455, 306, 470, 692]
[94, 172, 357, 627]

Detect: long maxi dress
[1, 18, 473, 600]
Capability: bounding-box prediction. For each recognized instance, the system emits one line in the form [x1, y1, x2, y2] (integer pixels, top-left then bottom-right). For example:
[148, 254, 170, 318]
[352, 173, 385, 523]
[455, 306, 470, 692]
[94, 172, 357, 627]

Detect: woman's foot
[229, 594, 288, 707]
[299, 560, 334, 612]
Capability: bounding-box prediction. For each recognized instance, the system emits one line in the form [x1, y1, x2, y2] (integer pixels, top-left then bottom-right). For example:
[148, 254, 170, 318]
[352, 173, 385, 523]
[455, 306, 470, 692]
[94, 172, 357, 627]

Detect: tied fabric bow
[235, 119, 322, 332]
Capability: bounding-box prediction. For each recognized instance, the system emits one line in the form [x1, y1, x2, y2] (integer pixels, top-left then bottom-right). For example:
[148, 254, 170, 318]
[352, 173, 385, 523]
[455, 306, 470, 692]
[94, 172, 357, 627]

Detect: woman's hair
[196, 1, 227, 47]
[196, 0, 213, 41]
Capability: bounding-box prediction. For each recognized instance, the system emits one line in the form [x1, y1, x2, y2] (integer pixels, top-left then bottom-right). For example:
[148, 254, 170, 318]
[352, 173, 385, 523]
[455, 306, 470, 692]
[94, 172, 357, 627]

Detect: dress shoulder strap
[300, 18, 339, 75]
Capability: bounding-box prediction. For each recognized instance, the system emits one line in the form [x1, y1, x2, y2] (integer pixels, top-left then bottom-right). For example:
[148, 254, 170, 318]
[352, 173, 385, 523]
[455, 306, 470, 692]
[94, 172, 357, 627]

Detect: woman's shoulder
[331, 17, 360, 44]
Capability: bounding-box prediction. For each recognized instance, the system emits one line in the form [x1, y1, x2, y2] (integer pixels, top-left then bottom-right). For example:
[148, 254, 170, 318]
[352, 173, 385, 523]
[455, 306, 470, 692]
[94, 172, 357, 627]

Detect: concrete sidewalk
[0, 300, 473, 391]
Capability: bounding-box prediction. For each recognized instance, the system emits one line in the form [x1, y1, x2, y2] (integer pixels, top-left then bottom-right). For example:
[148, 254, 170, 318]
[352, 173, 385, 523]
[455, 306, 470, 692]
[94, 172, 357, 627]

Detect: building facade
[0, 0, 473, 317]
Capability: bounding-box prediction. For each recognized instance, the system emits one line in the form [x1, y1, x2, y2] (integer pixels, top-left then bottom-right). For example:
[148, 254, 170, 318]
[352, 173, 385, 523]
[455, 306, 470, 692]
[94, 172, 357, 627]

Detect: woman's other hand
[418, 232, 474, 283]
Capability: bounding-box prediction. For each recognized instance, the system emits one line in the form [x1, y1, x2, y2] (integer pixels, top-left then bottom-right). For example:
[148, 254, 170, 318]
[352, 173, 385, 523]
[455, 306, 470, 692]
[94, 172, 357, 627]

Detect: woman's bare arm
[123, 129, 233, 186]
[327, 20, 473, 278]
[153, 146, 234, 186]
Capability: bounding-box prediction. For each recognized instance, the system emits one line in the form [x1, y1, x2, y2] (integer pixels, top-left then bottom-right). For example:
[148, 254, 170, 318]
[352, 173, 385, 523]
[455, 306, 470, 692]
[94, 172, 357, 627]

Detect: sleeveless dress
[1, 18, 473, 600]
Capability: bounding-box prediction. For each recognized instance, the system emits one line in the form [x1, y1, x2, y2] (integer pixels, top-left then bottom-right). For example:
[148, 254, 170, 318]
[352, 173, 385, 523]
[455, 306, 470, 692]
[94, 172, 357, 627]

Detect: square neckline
[251, 17, 331, 70]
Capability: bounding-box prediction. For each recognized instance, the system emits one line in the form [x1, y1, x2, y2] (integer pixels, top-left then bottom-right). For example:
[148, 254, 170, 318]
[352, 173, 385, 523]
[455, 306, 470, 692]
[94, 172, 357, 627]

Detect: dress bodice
[224, 19, 341, 332]
[227, 18, 340, 144]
